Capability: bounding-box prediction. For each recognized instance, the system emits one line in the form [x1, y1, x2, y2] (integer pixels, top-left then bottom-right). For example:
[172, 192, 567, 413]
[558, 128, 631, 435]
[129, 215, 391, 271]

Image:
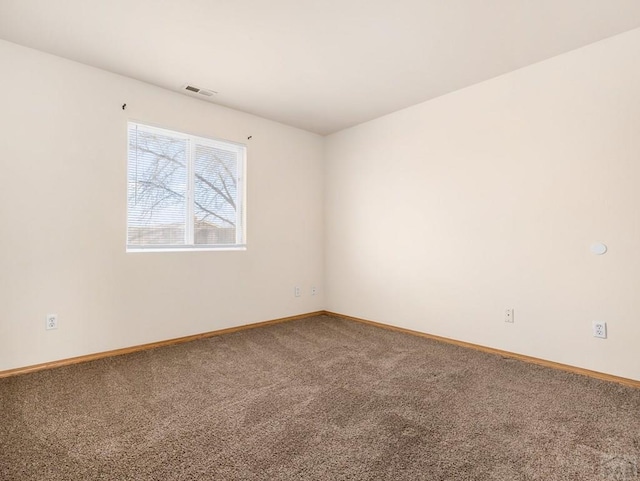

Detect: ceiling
[1, 1, 640, 135]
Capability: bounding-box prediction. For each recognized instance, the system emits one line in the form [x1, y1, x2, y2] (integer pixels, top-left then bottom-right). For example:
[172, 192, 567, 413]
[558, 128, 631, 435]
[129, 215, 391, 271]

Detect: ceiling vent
[182, 84, 217, 97]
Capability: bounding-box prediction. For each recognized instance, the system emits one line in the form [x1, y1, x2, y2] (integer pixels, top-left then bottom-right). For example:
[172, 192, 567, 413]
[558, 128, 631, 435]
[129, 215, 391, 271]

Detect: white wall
[3, 28, 640, 381]
[325, 28, 640, 381]
[0, 40, 324, 371]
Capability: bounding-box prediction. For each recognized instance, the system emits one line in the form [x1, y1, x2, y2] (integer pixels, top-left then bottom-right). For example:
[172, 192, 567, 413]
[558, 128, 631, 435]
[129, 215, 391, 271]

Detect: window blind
[127, 122, 246, 251]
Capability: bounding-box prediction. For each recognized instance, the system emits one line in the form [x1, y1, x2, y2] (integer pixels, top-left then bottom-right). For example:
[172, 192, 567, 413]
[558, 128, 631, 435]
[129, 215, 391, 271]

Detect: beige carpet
[1, 314, 639, 480]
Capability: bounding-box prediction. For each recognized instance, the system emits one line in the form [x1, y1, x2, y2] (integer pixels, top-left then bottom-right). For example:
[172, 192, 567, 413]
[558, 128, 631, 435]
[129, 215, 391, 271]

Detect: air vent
[182, 84, 217, 97]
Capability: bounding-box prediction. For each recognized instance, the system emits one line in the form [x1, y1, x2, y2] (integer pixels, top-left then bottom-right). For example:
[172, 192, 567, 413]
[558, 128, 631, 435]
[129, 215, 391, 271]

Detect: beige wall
[3, 28, 640, 381]
[325, 28, 640, 381]
[0, 40, 325, 371]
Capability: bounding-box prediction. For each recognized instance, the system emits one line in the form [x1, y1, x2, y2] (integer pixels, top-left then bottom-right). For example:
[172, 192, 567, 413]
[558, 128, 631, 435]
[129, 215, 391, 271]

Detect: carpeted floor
[1, 314, 639, 480]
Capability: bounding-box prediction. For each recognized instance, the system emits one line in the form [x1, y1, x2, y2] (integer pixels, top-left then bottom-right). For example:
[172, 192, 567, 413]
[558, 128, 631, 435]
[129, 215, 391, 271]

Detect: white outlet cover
[592, 321, 607, 339]
[46, 314, 58, 330]
[590, 243, 607, 255]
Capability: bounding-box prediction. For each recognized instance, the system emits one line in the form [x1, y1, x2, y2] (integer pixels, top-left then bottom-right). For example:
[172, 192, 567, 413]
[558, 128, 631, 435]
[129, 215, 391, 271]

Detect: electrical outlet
[504, 308, 514, 323]
[294, 286, 301, 297]
[46, 314, 58, 330]
[311, 286, 317, 296]
[593, 321, 607, 339]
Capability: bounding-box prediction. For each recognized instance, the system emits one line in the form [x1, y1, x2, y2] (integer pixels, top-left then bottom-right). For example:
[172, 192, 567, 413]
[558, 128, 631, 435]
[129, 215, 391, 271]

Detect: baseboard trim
[326, 311, 640, 389]
[0, 311, 324, 379]
[4, 310, 638, 389]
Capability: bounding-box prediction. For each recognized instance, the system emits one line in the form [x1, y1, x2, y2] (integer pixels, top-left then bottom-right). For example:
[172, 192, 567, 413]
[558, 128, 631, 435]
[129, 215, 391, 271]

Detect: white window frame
[126, 122, 247, 252]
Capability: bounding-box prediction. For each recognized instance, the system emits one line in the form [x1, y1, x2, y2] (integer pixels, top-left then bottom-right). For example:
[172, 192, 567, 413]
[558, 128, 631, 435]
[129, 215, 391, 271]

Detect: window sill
[126, 245, 247, 253]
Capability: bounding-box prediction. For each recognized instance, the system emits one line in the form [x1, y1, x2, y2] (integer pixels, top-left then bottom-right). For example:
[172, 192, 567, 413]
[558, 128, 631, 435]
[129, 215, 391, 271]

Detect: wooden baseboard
[4, 309, 638, 389]
[0, 311, 324, 379]
[325, 311, 640, 390]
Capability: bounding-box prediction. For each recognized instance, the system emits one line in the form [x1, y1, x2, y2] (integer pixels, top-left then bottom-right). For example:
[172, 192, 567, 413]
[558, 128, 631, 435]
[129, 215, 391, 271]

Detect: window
[127, 122, 246, 251]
